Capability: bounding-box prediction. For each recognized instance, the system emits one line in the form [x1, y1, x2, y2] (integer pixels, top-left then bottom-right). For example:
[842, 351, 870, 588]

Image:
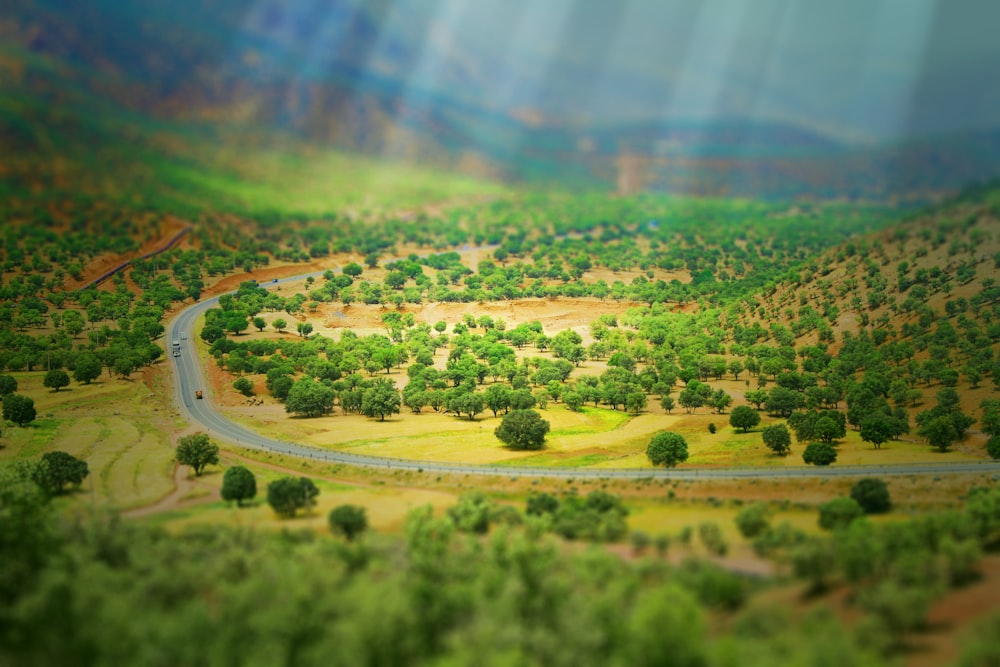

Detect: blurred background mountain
[4, 0, 1000, 201]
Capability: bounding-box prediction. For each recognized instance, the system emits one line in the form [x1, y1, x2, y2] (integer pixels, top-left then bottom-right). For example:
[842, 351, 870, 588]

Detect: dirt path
[124, 449, 379, 519]
[124, 462, 206, 519]
[66, 216, 192, 291]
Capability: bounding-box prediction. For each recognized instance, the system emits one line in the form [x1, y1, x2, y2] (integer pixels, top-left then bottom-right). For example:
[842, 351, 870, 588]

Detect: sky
[232, 0, 1000, 144]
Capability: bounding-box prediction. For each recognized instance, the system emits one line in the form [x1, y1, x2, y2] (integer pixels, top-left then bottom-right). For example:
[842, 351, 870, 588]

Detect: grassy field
[0, 370, 179, 509]
[222, 397, 984, 470]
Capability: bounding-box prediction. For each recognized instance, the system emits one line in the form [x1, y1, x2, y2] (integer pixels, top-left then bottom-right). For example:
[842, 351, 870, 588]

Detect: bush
[850, 478, 891, 514]
[328, 504, 368, 540]
[802, 441, 837, 466]
[447, 492, 495, 534]
[707, 423, 717, 434]
[266, 477, 319, 518]
[734, 502, 771, 539]
[233, 377, 254, 396]
[647, 432, 689, 467]
[818, 497, 864, 531]
[698, 522, 728, 556]
[987, 435, 1000, 460]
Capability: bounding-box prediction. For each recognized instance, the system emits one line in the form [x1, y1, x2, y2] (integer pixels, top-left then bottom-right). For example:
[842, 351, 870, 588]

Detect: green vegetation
[266, 476, 319, 518]
[850, 478, 892, 514]
[2, 394, 35, 426]
[494, 409, 550, 450]
[802, 441, 838, 466]
[175, 434, 219, 476]
[328, 504, 368, 541]
[647, 432, 689, 467]
[221, 466, 257, 507]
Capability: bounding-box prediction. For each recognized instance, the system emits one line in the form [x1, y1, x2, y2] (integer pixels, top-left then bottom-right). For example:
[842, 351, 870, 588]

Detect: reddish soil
[65, 215, 192, 291]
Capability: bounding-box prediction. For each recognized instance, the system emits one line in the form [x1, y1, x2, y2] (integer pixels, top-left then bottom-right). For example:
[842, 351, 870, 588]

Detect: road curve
[166, 271, 1000, 480]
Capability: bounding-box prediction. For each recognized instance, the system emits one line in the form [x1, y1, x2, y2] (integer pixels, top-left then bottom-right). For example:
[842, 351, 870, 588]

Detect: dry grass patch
[0, 370, 178, 509]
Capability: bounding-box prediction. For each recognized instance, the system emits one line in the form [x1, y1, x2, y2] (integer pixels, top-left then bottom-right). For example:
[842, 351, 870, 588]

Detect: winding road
[166, 272, 1000, 480]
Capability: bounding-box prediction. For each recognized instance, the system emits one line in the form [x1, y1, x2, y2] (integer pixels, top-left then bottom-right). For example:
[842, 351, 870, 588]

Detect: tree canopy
[494, 409, 550, 450]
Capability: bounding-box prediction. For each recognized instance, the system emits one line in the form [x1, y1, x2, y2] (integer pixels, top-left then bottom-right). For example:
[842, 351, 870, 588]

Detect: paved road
[166, 273, 1000, 480]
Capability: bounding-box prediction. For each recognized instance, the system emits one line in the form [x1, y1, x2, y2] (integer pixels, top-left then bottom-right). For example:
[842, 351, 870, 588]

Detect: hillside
[5, 1, 1000, 199]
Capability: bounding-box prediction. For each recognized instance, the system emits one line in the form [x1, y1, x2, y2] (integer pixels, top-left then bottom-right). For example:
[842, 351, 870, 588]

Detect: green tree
[765, 387, 803, 417]
[744, 389, 768, 410]
[73, 353, 102, 385]
[233, 377, 254, 396]
[812, 416, 841, 443]
[296, 322, 314, 337]
[918, 415, 959, 452]
[734, 502, 771, 538]
[979, 399, 1000, 437]
[818, 497, 864, 530]
[176, 434, 219, 476]
[272, 318, 288, 333]
[328, 504, 368, 540]
[343, 262, 363, 277]
[37, 451, 89, 494]
[850, 478, 891, 514]
[450, 392, 485, 421]
[563, 390, 584, 412]
[221, 466, 257, 507]
[285, 379, 336, 417]
[859, 414, 894, 449]
[0, 374, 17, 397]
[802, 441, 837, 466]
[252, 317, 266, 332]
[483, 383, 511, 417]
[361, 379, 401, 421]
[988, 436, 1000, 460]
[762, 424, 791, 456]
[447, 492, 495, 534]
[43, 369, 70, 392]
[266, 476, 319, 518]
[526, 492, 560, 516]
[3, 394, 36, 426]
[625, 391, 648, 415]
[729, 405, 761, 432]
[647, 432, 689, 468]
[494, 409, 550, 450]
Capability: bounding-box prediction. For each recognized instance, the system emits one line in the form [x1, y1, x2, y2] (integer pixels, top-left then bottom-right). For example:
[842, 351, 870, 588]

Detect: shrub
[734, 502, 771, 539]
[987, 435, 1000, 460]
[698, 521, 728, 556]
[328, 504, 368, 540]
[266, 477, 319, 518]
[818, 497, 864, 530]
[850, 478, 891, 514]
[802, 441, 837, 466]
[233, 377, 254, 396]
